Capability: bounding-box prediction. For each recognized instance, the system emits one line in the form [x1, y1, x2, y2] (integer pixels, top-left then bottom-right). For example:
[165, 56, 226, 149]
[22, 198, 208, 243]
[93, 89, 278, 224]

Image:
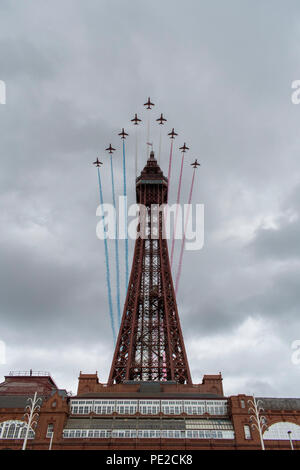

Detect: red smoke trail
[175, 168, 196, 295]
[163, 139, 174, 237]
[158, 126, 162, 165]
[170, 151, 185, 267]
[167, 139, 174, 202]
[146, 110, 152, 158]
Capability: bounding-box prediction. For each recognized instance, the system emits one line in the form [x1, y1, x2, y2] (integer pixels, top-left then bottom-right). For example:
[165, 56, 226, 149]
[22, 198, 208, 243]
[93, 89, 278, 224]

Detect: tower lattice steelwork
[108, 151, 192, 385]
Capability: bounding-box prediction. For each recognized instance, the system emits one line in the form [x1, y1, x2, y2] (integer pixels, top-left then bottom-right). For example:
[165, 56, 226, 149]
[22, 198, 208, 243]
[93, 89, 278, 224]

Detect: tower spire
[108, 154, 192, 385]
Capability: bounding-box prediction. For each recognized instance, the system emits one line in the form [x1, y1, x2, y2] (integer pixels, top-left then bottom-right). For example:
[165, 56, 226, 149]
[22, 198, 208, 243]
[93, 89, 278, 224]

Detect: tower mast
[108, 151, 191, 384]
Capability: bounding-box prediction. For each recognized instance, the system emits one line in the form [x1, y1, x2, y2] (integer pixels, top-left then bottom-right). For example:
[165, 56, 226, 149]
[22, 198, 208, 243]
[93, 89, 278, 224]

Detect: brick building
[0, 370, 299, 450]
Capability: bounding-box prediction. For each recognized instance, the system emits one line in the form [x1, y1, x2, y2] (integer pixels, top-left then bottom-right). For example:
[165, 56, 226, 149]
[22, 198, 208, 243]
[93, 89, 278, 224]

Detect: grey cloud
[250, 218, 300, 260]
[1, 0, 300, 396]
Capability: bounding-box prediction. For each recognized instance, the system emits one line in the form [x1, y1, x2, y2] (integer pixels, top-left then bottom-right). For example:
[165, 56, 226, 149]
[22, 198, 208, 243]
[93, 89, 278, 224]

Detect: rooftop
[0, 370, 59, 395]
[8, 370, 51, 377]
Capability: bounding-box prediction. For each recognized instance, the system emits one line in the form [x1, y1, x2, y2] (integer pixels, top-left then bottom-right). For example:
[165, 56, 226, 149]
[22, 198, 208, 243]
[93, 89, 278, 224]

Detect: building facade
[0, 371, 300, 450]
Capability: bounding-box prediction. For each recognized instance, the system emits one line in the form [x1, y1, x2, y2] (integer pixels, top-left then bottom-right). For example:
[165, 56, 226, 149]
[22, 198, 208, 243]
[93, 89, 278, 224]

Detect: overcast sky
[0, 0, 300, 398]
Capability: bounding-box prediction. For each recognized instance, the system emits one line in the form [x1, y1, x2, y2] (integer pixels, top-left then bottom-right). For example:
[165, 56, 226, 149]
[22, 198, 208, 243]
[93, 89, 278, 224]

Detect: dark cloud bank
[0, 0, 300, 396]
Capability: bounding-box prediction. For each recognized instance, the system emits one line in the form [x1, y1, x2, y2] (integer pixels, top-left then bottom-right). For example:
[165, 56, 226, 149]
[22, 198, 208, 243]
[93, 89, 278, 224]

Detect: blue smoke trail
[97, 167, 116, 343]
[110, 154, 121, 327]
[122, 139, 129, 291]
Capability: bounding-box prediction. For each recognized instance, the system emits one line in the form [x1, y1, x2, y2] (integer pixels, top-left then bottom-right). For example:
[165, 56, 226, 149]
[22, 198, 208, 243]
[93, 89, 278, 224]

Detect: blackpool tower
[108, 150, 192, 385]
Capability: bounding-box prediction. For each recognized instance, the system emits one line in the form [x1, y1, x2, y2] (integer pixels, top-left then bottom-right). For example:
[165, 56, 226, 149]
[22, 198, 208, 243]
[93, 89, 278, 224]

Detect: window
[241, 400, 245, 409]
[161, 400, 183, 415]
[62, 427, 235, 440]
[70, 399, 94, 415]
[183, 400, 228, 416]
[115, 400, 138, 415]
[263, 422, 300, 441]
[70, 399, 228, 417]
[0, 420, 34, 440]
[139, 400, 160, 415]
[46, 424, 54, 438]
[206, 401, 228, 416]
[244, 425, 251, 440]
[94, 401, 115, 415]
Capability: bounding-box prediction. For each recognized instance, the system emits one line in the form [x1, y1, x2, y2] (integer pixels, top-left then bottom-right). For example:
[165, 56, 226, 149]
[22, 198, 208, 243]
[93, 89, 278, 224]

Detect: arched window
[263, 422, 300, 441]
[0, 421, 35, 440]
